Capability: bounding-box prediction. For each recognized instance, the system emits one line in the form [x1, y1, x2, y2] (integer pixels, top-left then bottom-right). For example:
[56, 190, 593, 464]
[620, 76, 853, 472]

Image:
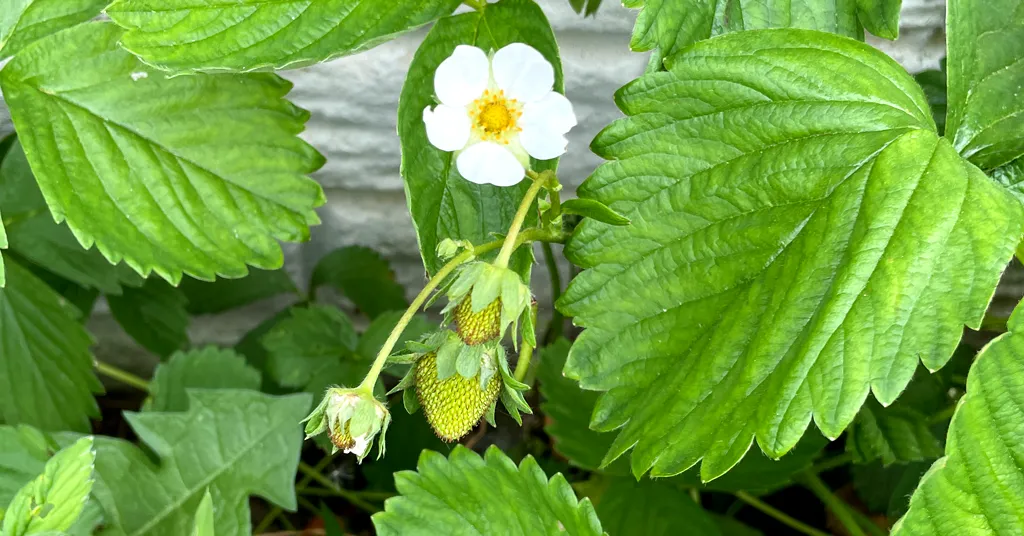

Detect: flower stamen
[470, 89, 522, 143]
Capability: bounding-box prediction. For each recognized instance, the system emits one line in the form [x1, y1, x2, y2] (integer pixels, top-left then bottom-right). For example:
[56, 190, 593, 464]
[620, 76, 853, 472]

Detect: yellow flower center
[480, 102, 512, 133]
[470, 89, 522, 143]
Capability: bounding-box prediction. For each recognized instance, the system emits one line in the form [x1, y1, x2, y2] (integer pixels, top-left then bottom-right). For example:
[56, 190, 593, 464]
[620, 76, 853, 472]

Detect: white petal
[456, 142, 525, 186]
[521, 91, 577, 135]
[434, 45, 489, 106]
[345, 433, 371, 457]
[520, 123, 569, 160]
[423, 105, 471, 151]
[492, 43, 554, 103]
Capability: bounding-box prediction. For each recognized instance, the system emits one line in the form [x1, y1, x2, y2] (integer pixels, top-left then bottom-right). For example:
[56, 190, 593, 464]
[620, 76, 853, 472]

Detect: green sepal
[388, 367, 418, 396]
[445, 262, 486, 310]
[521, 306, 537, 349]
[405, 340, 437, 354]
[456, 343, 483, 379]
[385, 351, 419, 366]
[376, 412, 392, 459]
[496, 349, 532, 425]
[302, 394, 331, 438]
[470, 265, 503, 313]
[560, 198, 631, 226]
[479, 344, 504, 390]
[500, 387, 531, 426]
[485, 402, 497, 427]
[425, 273, 458, 310]
[403, 388, 420, 414]
[348, 398, 380, 439]
[435, 332, 463, 381]
[499, 269, 530, 334]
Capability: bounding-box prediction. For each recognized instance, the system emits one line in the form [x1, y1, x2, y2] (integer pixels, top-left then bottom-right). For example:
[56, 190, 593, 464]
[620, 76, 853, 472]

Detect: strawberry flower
[423, 43, 577, 187]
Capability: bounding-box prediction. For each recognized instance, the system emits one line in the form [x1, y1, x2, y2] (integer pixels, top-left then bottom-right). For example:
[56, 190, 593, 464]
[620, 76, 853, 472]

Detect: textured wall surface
[0, 0, 949, 366]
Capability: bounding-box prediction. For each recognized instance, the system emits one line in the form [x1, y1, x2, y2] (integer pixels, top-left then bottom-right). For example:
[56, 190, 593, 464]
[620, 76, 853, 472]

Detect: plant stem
[297, 462, 379, 514]
[356, 227, 568, 392]
[94, 360, 150, 392]
[494, 174, 547, 269]
[463, 0, 486, 11]
[798, 471, 870, 536]
[734, 491, 830, 536]
[811, 452, 855, 474]
[514, 343, 534, 382]
[300, 488, 395, 501]
[540, 241, 564, 344]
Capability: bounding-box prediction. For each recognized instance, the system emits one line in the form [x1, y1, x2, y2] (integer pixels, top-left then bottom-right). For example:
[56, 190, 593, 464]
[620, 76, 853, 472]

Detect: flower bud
[303, 387, 390, 462]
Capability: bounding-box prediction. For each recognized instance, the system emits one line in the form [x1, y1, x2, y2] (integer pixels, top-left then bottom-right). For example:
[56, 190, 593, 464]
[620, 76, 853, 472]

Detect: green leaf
[107, 278, 189, 359]
[560, 198, 630, 226]
[536, 339, 622, 473]
[537, 339, 824, 492]
[628, 0, 901, 69]
[86, 390, 310, 536]
[558, 29, 1022, 482]
[670, 433, 827, 494]
[711, 515, 763, 536]
[178, 269, 297, 316]
[846, 400, 943, 465]
[398, 0, 562, 278]
[852, 461, 930, 520]
[262, 305, 364, 394]
[847, 355, 964, 465]
[0, 140, 142, 294]
[589, 477, 723, 536]
[892, 303, 1024, 535]
[105, 0, 463, 74]
[146, 347, 262, 413]
[992, 156, 1024, 207]
[0, 0, 107, 60]
[945, 0, 1024, 170]
[360, 399, 447, 492]
[914, 61, 947, 137]
[372, 446, 603, 536]
[1, 436, 95, 536]
[317, 503, 344, 536]
[309, 246, 406, 318]
[190, 490, 214, 536]
[855, 0, 902, 39]
[0, 426, 52, 507]
[0, 259, 101, 432]
[568, 0, 602, 16]
[233, 308, 293, 377]
[0, 22, 325, 284]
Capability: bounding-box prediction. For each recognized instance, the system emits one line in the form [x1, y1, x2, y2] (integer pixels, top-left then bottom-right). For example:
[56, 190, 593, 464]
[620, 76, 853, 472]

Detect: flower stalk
[494, 170, 549, 269]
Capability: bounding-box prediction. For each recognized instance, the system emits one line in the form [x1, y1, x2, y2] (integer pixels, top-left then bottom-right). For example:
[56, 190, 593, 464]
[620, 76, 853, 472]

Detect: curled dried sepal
[444, 262, 531, 345]
[303, 387, 390, 462]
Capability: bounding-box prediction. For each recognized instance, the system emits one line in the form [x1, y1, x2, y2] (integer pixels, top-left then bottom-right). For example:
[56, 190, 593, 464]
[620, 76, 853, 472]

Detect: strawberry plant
[1, 0, 1023, 534]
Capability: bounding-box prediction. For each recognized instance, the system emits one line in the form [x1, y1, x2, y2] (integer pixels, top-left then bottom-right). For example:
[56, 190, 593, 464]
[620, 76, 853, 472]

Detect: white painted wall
[0, 0, 949, 365]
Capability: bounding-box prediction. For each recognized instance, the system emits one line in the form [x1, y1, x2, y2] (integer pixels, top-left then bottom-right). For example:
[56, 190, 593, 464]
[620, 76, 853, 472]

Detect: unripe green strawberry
[453, 296, 501, 345]
[415, 352, 501, 441]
